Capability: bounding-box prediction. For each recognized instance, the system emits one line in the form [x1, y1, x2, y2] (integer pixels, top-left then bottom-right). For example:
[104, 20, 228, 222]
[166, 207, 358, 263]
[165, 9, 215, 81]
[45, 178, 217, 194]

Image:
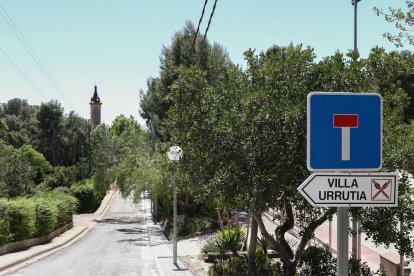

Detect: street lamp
[167, 145, 183, 265]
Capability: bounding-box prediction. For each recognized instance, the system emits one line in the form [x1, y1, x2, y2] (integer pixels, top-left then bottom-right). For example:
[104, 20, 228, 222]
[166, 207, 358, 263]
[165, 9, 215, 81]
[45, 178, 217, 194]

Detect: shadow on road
[95, 217, 143, 225]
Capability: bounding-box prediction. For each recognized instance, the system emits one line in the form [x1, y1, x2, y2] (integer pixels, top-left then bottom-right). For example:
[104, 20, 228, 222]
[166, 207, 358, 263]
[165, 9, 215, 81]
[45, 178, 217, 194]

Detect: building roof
[90, 85, 101, 104]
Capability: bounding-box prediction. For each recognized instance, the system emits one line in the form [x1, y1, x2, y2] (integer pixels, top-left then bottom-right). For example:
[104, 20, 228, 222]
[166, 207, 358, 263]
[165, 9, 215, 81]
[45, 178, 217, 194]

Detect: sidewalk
[140, 194, 195, 276]
[0, 189, 116, 274]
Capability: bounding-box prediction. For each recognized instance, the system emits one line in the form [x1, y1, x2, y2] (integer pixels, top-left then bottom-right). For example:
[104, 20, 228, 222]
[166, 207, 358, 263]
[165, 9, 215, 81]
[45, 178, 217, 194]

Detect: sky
[0, 0, 412, 127]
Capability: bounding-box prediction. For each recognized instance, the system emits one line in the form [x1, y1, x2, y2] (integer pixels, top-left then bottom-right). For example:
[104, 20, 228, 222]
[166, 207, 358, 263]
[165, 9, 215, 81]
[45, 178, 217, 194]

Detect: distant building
[89, 85, 102, 126]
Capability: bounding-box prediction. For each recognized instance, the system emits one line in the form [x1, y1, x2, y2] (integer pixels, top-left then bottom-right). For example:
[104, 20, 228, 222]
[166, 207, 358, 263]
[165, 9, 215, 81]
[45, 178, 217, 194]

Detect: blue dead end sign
[307, 92, 382, 171]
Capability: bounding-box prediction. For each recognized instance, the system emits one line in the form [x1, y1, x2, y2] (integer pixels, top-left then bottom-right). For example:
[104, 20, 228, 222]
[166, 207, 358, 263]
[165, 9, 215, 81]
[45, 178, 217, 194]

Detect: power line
[202, 0, 218, 45]
[0, 47, 48, 101]
[0, 3, 77, 111]
[190, 0, 209, 58]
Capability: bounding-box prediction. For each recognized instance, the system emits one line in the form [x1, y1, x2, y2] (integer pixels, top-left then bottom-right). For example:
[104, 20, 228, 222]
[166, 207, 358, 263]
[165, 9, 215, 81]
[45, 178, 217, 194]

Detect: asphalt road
[6, 193, 159, 276]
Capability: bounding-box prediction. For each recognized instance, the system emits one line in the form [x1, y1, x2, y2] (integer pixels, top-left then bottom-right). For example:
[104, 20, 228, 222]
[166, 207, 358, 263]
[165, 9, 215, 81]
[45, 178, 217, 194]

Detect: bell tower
[90, 85, 102, 126]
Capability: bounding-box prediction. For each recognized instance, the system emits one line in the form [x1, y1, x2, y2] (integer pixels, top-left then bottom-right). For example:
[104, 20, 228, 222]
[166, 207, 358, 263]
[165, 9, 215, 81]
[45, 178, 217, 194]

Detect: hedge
[0, 191, 77, 246]
[70, 179, 105, 213]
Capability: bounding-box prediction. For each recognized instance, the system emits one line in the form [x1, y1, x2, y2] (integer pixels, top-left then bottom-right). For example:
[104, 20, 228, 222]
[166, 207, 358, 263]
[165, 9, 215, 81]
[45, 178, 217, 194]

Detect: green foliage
[212, 256, 248, 276]
[257, 236, 271, 253]
[202, 226, 247, 258]
[300, 246, 336, 276]
[0, 141, 34, 198]
[44, 166, 78, 189]
[140, 21, 232, 141]
[16, 144, 52, 184]
[175, 215, 216, 237]
[33, 197, 57, 237]
[6, 198, 36, 241]
[37, 100, 63, 166]
[348, 258, 374, 276]
[0, 98, 39, 148]
[70, 179, 104, 213]
[374, 1, 414, 47]
[42, 190, 77, 228]
[0, 199, 11, 245]
[0, 191, 77, 246]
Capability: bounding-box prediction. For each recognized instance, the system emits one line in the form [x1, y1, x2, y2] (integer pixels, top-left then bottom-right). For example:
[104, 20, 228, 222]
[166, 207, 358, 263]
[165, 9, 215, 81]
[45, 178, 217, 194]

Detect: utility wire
[190, 0, 209, 58]
[202, 0, 218, 45]
[0, 3, 77, 111]
[0, 47, 48, 101]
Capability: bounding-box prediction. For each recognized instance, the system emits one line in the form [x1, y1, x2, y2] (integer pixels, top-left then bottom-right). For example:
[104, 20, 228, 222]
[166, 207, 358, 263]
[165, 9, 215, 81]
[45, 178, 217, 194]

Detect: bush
[0, 199, 11, 245]
[300, 246, 336, 276]
[7, 198, 36, 241]
[176, 215, 216, 237]
[213, 256, 248, 276]
[0, 190, 77, 245]
[44, 165, 78, 189]
[46, 191, 77, 227]
[202, 226, 247, 258]
[70, 179, 104, 213]
[33, 198, 56, 236]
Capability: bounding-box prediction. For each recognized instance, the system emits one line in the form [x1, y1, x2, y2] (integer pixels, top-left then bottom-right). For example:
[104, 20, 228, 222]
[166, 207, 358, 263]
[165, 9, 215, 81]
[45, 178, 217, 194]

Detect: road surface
[5, 193, 159, 276]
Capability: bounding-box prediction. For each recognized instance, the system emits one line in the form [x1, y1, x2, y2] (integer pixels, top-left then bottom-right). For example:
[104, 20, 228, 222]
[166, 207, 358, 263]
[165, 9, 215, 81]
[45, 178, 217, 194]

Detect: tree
[16, 144, 52, 184]
[1, 98, 39, 148]
[37, 100, 63, 166]
[166, 45, 414, 274]
[374, 1, 414, 47]
[58, 111, 90, 166]
[140, 21, 232, 141]
[0, 141, 34, 197]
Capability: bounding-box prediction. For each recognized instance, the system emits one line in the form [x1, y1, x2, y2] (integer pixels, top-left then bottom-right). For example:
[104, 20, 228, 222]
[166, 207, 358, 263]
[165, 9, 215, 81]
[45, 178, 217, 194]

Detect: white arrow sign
[297, 173, 398, 207]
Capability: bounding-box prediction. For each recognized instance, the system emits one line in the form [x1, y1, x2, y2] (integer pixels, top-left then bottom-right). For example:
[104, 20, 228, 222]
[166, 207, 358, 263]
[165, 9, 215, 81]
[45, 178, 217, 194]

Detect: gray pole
[354, 0, 357, 51]
[329, 217, 332, 250]
[173, 161, 178, 265]
[351, 0, 360, 263]
[337, 207, 349, 276]
[400, 216, 404, 276]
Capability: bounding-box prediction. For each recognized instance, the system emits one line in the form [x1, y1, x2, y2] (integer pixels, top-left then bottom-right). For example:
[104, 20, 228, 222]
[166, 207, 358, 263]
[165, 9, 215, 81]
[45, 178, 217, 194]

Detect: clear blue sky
[0, 0, 412, 126]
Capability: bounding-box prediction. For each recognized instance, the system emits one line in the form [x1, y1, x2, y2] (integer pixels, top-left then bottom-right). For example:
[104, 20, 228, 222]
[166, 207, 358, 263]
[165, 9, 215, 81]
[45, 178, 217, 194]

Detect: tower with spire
[89, 85, 102, 126]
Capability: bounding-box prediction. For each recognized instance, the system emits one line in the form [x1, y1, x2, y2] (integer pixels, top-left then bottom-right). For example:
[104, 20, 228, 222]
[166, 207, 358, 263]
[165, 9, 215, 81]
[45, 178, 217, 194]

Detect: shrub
[7, 198, 36, 241]
[213, 256, 248, 276]
[44, 166, 78, 189]
[202, 226, 247, 258]
[257, 236, 271, 253]
[0, 190, 77, 245]
[0, 199, 11, 246]
[46, 191, 77, 227]
[70, 179, 104, 213]
[33, 198, 56, 236]
[176, 215, 216, 237]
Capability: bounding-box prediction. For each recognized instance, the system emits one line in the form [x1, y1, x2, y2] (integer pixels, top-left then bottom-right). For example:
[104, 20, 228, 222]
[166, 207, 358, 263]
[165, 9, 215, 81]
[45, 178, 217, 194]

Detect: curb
[0, 190, 116, 273]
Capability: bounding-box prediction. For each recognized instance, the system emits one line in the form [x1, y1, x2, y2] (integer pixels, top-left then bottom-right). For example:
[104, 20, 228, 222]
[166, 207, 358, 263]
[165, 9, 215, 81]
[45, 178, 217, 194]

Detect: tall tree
[37, 100, 63, 166]
[140, 21, 232, 141]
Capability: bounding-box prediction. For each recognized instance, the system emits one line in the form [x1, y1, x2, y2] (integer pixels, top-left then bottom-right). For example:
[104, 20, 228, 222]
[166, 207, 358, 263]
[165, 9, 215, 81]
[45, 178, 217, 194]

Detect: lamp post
[167, 145, 183, 265]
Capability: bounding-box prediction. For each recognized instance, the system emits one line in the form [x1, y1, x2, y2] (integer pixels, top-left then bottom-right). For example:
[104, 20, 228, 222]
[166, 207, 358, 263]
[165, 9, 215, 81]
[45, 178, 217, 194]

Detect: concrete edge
[0, 189, 116, 272]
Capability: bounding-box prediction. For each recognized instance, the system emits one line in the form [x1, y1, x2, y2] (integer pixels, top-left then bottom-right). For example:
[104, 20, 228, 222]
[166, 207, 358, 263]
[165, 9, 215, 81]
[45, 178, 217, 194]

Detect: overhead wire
[190, 0, 209, 59]
[0, 3, 77, 112]
[202, 0, 218, 45]
[0, 47, 48, 101]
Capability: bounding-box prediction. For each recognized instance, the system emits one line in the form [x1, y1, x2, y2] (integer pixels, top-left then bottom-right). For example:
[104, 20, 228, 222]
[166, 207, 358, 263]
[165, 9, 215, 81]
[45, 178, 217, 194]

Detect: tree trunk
[248, 215, 258, 273]
[285, 262, 297, 276]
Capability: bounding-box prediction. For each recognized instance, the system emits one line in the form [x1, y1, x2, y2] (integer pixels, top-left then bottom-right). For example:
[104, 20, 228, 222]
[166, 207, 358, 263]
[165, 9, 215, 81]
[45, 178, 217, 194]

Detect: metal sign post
[302, 91, 398, 276]
[337, 207, 349, 276]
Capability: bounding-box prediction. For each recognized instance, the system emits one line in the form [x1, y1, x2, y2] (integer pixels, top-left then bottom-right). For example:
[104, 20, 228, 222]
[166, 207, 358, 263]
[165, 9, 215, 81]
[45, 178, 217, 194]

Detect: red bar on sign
[333, 114, 358, 128]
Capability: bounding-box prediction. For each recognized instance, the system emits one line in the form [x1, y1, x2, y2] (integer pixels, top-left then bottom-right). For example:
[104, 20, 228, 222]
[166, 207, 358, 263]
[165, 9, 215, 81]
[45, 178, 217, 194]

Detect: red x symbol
[372, 180, 391, 200]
